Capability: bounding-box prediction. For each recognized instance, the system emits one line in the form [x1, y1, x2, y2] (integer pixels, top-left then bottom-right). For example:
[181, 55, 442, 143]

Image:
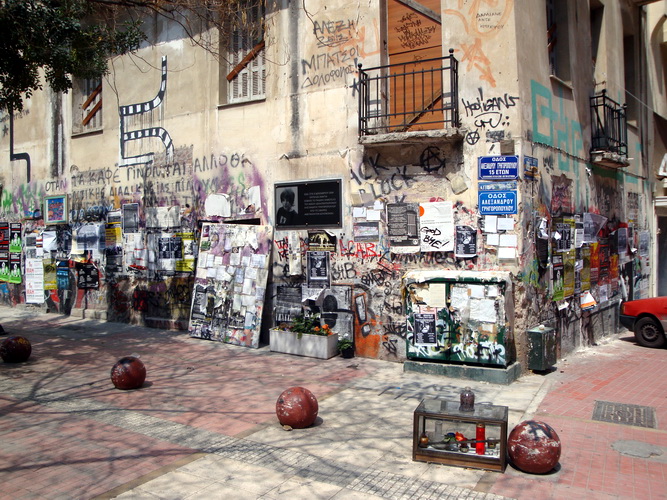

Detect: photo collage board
[188, 223, 273, 348]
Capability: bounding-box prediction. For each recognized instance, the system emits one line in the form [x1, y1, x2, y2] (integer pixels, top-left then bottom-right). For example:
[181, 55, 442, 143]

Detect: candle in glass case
[476, 422, 486, 455]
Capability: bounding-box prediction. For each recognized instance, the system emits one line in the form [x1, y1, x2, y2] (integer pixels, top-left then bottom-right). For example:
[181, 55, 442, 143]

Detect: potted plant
[270, 313, 339, 359]
[337, 338, 354, 358]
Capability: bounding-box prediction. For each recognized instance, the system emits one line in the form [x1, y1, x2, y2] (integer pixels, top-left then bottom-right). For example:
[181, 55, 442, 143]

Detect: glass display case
[412, 399, 508, 472]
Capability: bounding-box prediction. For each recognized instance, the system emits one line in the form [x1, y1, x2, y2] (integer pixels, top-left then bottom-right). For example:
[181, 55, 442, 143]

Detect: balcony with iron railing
[590, 90, 629, 168]
[358, 49, 460, 143]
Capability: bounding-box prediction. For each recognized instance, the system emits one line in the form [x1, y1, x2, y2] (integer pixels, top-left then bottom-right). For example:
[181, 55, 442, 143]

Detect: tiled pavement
[0, 306, 666, 499]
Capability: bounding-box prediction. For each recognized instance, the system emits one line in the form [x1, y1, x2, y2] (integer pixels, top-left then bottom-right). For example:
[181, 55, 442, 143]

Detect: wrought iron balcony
[358, 50, 459, 137]
[590, 90, 628, 164]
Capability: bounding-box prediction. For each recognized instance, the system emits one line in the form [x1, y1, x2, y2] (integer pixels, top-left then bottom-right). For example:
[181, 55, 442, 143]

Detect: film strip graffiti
[119, 56, 174, 166]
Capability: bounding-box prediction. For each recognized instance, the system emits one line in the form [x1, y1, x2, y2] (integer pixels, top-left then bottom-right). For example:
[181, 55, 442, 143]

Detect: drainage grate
[592, 401, 656, 428]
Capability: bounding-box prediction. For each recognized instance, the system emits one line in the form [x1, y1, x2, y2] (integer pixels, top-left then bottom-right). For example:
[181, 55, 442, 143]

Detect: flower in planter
[277, 313, 333, 339]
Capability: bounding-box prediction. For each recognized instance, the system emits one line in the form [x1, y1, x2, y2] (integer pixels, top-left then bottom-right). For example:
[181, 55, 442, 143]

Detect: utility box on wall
[527, 326, 556, 371]
[403, 271, 514, 368]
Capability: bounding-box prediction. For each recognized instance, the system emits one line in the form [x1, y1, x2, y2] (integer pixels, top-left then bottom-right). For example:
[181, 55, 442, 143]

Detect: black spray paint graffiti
[462, 87, 519, 145]
[394, 12, 437, 50]
[419, 146, 446, 173]
[119, 56, 174, 166]
[350, 154, 416, 201]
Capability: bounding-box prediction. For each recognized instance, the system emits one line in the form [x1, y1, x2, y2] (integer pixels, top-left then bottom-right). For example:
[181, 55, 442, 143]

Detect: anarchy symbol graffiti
[466, 130, 480, 145]
[419, 146, 446, 173]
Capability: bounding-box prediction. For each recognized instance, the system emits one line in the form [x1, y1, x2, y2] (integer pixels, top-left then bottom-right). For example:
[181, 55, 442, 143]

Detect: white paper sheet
[499, 234, 518, 247]
[484, 215, 498, 233]
[366, 209, 381, 221]
[498, 247, 516, 259]
[497, 218, 515, 231]
[419, 201, 454, 252]
[469, 298, 497, 323]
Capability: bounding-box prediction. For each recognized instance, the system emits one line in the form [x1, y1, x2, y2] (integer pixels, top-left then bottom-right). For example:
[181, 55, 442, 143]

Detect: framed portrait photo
[44, 195, 68, 225]
[275, 179, 342, 228]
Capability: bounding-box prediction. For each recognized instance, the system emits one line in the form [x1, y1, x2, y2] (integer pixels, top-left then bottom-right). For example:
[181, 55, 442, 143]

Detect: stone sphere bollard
[276, 386, 318, 429]
[110, 356, 146, 390]
[507, 420, 561, 474]
[0, 336, 32, 363]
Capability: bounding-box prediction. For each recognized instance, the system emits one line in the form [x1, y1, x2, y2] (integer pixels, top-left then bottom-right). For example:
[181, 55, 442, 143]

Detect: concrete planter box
[269, 329, 339, 359]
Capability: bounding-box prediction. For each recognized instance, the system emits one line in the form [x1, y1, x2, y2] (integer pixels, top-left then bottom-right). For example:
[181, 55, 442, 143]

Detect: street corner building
[1, 0, 667, 379]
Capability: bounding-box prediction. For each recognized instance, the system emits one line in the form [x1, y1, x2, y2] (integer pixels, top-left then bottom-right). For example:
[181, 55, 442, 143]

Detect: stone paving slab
[6, 307, 666, 500]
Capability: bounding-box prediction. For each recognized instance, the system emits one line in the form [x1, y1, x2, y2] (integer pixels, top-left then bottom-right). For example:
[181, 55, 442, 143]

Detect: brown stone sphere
[110, 356, 146, 390]
[507, 420, 561, 474]
[0, 336, 32, 363]
[276, 386, 318, 428]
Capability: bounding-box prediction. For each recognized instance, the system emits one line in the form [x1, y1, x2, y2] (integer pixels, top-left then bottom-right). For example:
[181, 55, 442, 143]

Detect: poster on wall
[638, 231, 650, 257]
[9, 223, 22, 253]
[122, 203, 140, 233]
[275, 180, 342, 228]
[274, 285, 303, 325]
[419, 201, 454, 252]
[455, 225, 477, 258]
[386, 202, 420, 253]
[188, 223, 273, 348]
[8, 252, 21, 284]
[25, 258, 45, 304]
[76, 262, 99, 289]
[56, 259, 70, 289]
[563, 249, 575, 298]
[43, 260, 57, 290]
[0, 251, 9, 282]
[413, 312, 437, 346]
[307, 251, 330, 288]
[552, 254, 564, 301]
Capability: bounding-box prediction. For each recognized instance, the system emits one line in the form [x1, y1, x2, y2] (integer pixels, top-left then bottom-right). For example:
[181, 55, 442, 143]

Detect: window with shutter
[223, 0, 266, 105]
[546, 0, 571, 83]
[72, 77, 103, 135]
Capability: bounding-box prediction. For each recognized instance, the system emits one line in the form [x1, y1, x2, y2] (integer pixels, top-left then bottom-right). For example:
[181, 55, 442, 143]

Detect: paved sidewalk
[0, 306, 665, 499]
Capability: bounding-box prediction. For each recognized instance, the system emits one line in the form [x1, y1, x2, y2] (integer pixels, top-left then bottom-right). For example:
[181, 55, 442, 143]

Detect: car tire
[634, 317, 667, 348]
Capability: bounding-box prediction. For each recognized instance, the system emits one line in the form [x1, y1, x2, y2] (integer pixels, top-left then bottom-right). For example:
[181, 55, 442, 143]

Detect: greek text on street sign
[478, 155, 519, 180]
[478, 182, 517, 215]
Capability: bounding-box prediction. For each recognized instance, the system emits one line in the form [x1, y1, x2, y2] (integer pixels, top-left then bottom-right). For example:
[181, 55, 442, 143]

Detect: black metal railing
[358, 50, 459, 136]
[590, 90, 627, 157]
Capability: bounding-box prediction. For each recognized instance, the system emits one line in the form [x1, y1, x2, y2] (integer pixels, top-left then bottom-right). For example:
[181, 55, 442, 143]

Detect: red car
[620, 297, 667, 348]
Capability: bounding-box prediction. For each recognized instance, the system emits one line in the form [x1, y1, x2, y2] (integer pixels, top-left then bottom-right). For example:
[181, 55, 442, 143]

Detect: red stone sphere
[110, 356, 146, 390]
[0, 336, 32, 363]
[508, 420, 561, 474]
[276, 386, 318, 429]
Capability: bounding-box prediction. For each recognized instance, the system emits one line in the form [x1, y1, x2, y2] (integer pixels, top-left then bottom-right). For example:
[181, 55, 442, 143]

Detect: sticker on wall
[353, 221, 380, 242]
[308, 230, 336, 252]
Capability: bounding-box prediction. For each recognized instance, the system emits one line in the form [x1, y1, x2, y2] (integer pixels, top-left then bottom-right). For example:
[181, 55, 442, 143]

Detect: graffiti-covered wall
[0, 0, 662, 371]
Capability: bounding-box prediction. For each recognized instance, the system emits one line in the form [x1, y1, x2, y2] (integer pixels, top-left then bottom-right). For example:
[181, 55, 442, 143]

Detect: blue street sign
[478, 186, 518, 215]
[478, 156, 519, 180]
